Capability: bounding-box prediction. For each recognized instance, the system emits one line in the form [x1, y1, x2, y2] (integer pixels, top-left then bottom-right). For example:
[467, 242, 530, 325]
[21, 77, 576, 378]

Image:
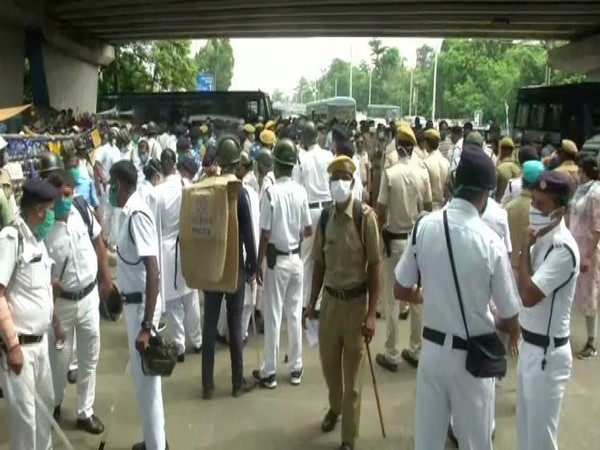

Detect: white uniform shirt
[148, 174, 191, 301]
[95, 143, 121, 182]
[449, 139, 463, 172]
[147, 137, 163, 160]
[116, 191, 159, 297]
[244, 184, 260, 259]
[0, 217, 53, 335]
[395, 199, 520, 338]
[521, 220, 580, 337]
[259, 172, 276, 202]
[260, 177, 311, 252]
[45, 204, 101, 292]
[482, 197, 512, 253]
[500, 177, 523, 207]
[157, 132, 171, 152]
[138, 179, 155, 205]
[243, 171, 260, 196]
[292, 144, 334, 203]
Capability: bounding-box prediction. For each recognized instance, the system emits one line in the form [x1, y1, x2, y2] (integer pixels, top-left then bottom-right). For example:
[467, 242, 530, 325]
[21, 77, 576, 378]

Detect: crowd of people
[0, 111, 597, 450]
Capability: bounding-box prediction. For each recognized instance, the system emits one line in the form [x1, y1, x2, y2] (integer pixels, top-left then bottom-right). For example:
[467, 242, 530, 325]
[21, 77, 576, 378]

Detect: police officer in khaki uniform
[553, 139, 580, 185]
[422, 128, 450, 210]
[376, 125, 432, 371]
[242, 124, 256, 152]
[496, 137, 521, 202]
[304, 155, 382, 450]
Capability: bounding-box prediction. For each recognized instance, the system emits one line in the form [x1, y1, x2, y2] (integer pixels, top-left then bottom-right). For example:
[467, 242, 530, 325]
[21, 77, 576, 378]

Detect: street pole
[349, 43, 353, 98]
[409, 69, 414, 116]
[335, 78, 338, 97]
[432, 51, 438, 122]
[368, 69, 373, 106]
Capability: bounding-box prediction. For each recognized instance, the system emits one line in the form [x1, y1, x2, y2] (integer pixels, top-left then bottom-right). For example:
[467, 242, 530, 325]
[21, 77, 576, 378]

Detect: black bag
[266, 243, 278, 270]
[443, 210, 507, 378]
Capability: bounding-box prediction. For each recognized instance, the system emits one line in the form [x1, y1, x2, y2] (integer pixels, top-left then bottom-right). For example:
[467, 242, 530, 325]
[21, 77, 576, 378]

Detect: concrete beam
[42, 28, 115, 66]
[548, 34, 600, 73]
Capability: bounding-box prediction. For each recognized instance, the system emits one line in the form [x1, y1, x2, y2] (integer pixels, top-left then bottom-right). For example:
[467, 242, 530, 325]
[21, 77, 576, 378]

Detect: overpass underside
[0, 0, 600, 111]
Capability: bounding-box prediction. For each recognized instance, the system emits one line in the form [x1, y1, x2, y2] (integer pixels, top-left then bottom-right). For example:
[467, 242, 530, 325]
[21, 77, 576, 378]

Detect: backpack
[318, 198, 365, 248]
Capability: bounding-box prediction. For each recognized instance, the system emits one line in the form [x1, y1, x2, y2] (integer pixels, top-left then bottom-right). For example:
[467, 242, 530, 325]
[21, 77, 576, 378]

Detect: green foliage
[99, 41, 197, 93]
[293, 39, 588, 124]
[194, 38, 235, 91]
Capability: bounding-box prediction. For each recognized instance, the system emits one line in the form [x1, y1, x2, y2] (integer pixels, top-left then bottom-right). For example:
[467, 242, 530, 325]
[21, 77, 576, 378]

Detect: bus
[305, 97, 356, 124]
[97, 91, 273, 126]
[513, 83, 600, 149]
[367, 104, 401, 122]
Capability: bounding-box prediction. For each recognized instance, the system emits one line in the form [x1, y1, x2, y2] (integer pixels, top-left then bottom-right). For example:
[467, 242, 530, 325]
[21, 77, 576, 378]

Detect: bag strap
[319, 199, 364, 252]
[443, 209, 470, 339]
[116, 210, 152, 266]
[72, 195, 93, 240]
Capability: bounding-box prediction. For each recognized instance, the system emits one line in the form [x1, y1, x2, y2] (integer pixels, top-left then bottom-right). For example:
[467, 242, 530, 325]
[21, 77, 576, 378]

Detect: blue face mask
[139, 154, 149, 165]
[54, 197, 74, 219]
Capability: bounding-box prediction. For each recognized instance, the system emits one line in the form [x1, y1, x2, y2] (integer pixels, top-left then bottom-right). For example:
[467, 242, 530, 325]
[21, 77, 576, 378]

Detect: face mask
[377, 132, 385, 140]
[529, 205, 563, 234]
[132, 135, 140, 145]
[35, 209, 55, 240]
[54, 197, 73, 219]
[139, 154, 149, 165]
[108, 184, 119, 207]
[330, 180, 353, 203]
[111, 139, 117, 147]
[69, 167, 81, 183]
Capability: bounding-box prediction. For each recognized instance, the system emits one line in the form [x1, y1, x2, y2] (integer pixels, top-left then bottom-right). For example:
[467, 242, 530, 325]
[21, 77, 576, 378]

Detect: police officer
[148, 150, 202, 363]
[376, 125, 432, 371]
[496, 137, 521, 203]
[552, 139, 580, 185]
[109, 160, 166, 450]
[422, 128, 450, 211]
[256, 148, 276, 201]
[304, 155, 382, 450]
[394, 148, 520, 450]
[0, 179, 59, 450]
[242, 124, 256, 152]
[292, 121, 334, 310]
[44, 170, 111, 434]
[253, 139, 312, 388]
[517, 170, 579, 450]
[38, 152, 64, 179]
[201, 136, 258, 400]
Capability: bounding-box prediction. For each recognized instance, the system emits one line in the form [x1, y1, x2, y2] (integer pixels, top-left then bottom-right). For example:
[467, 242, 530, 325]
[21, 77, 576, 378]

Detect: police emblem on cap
[540, 180, 547, 190]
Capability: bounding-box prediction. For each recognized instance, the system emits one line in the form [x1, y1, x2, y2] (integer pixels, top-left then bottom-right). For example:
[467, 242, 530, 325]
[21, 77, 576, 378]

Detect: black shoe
[447, 425, 458, 448]
[321, 409, 338, 433]
[399, 309, 409, 320]
[232, 377, 258, 397]
[132, 441, 169, 450]
[67, 369, 78, 384]
[252, 370, 277, 389]
[216, 334, 229, 345]
[290, 368, 303, 386]
[177, 354, 185, 363]
[193, 345, 202, 354]
[375, 353, 398, 372]
[0, 387, 3, 398]
[401, 349, 419, 369]
[77, 414, 105, 435]
[340, 443, 354, 450]
[202, 388, 214, 400]
[53, 405, 61, 422]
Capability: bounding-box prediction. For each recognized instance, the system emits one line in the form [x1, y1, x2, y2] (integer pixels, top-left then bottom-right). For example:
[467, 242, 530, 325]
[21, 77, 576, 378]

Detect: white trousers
[125, 303, 165, 450]
[517, 341, 572, 450]
[48, 287, 100, 419]
[415, 340, 494, 450]
[0, 335, 54, 450]
[260, 253, 303, 376]
[301, 208, 324, 308]
[165, 291, 203, 355]
[218, 282, 256, 340]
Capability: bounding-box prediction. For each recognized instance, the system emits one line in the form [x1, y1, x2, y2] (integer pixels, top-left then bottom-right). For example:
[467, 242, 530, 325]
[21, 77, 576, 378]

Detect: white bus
[305, 97, 357, 123]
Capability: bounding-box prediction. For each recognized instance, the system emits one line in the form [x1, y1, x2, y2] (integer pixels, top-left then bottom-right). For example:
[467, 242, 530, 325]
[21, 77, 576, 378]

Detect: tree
[271, 89, 287, 103]
[98, 41, 197, 94]
[194, 38, 235, 91]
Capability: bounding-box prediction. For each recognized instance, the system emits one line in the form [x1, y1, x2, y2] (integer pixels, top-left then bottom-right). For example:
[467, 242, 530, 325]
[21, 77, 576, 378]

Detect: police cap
[328, 155, 356, 174]
[454, 148, 496, 191]
[272, 139, 297, 167]
[260, 130, 276, 146]
[243, 124, 255, 134]
[500, 137, 515, 149]
[396, 124, 417, 146]
[22, 178, 59, 202]
[560, 139, 578, 157]
[534, 170, 573, 205]
[424, 128, 440, 141]
[215, 135, 241, 166]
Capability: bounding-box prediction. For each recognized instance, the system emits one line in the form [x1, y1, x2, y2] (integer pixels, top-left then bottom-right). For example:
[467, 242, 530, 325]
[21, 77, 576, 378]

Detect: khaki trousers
[319, 291, 368, 444]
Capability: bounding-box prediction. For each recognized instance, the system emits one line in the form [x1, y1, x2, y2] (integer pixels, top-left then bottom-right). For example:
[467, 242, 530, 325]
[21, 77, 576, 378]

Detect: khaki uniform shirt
[496, 157, 521, 202]
[383, 141, 398, 169]
[554, 160, 580, 186]
[423, 150, 450, 210]
[412, 146, 427, 161]
[313, 196, 382, 291]
[506, 190, 532, 270]
[378, 158, 432, 234]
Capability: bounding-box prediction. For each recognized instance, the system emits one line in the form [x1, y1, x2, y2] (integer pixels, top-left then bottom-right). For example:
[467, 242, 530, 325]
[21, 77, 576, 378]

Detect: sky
[193, 38, 442, 96]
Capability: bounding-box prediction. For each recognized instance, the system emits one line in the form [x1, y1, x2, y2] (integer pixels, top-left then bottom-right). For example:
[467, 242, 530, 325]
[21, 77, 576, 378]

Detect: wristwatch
[141, 320, 152, 332]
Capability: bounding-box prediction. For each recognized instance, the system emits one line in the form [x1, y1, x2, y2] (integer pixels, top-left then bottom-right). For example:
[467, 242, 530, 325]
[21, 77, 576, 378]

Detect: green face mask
[69, 167, 81, 183]
[35, 209, 55, 240]
[108, 185, 119, 207]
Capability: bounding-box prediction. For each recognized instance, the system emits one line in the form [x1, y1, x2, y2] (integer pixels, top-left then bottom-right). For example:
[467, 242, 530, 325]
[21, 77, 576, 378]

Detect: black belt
[275, 247, 300, 256]
[423, 326, 468, 350]
[60, 281, 97, 301]
[324, 284, 367, 301]
[1, 334, 43, 351]
[386, 231, 409, 240]
[122, 292, 143, 304]
[521, 328, 569, 349]
[309, 201, 332, 209]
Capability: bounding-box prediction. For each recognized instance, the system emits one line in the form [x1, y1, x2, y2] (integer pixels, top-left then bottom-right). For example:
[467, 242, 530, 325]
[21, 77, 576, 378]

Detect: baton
[365, 341, 386, 439]
[98, 359, 131, 450]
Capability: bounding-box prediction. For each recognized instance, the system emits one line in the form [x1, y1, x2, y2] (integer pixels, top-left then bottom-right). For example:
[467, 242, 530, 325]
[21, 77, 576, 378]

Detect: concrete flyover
[1, 0, 600, 110]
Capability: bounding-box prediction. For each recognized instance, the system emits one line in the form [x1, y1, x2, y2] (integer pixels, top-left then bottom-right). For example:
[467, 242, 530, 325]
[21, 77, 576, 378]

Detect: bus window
[529, 103, 546, 129]
[247, 100, 258, 118]
[515, 103, 530, 128]
[544, 103, 562, 131]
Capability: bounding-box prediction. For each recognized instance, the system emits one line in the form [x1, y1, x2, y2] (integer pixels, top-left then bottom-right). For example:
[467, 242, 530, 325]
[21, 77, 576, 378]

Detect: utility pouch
[381, 229, 392, 257]
[266, 243, 278, 270]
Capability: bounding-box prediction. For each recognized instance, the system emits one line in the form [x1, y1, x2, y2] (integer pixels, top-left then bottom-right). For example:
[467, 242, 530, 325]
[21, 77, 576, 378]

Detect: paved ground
[1, 310, 600, 450]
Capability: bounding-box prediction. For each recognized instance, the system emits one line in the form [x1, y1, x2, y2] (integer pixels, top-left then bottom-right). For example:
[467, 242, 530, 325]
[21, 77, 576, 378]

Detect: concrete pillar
[0, 25, 25, 108]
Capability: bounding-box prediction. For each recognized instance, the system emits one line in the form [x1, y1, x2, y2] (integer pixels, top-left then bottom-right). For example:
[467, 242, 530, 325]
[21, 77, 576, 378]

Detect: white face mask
[330, 180, 353, 203]
[529, 205, 562, 234]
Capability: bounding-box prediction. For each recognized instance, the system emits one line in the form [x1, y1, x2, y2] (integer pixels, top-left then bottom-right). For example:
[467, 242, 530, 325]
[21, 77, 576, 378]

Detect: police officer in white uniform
[44, 170, 112, 434]
[394, 149, 521, 450]
[0, 179, 58, 450]
[517, 170, 579, 450]
[95, 129, 122, 250]
[148, 150, 202, 362]
[482, 195, 512, 254]
[292, 121, 334, 309]
[254, 139, 312, 388]
[110, 160, 166, 450]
